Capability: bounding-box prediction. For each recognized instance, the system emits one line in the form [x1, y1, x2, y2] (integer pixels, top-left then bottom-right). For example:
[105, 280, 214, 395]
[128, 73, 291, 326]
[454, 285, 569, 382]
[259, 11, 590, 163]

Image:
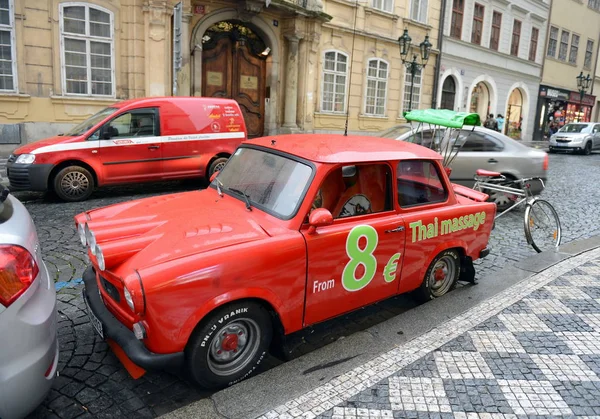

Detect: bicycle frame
[473, 177, 545, 220]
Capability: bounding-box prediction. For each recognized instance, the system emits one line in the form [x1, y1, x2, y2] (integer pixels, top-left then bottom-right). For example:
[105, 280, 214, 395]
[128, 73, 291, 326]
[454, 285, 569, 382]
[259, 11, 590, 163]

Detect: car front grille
[100, 276, 121, 303]
[7, 166, 31, 190]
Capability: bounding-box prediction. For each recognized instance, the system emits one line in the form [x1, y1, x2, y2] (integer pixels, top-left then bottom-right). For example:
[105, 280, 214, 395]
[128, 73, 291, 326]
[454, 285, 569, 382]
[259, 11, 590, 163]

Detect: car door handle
[488, 158, 498, 163]
[385, 226, 405, 233]
[148, 145, 160, 150]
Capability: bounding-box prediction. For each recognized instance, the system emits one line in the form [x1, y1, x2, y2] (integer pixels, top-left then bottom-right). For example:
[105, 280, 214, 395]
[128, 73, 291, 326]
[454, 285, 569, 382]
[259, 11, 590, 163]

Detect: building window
[589, 0, 600, 11]
[60, 4, 114, 96]
[364, 59, 388, 116]
[510, 20, 521, 57]
[410, 0, 428, 23]
[558, 30, 569, 61]
[0, 0, 16, 91]
[471, 3, 484, 45]
[372, 0, 394, 13]
[547, 26, 558, 57]
[569, 34, 579, 64]
[489, 11, 502, 51]
[402, 68, 421, 112]
[450, 0, 464, 39]
[585, 39, 594, 69]
[529, 27, 539, 61]
[321, 51, 348, 113]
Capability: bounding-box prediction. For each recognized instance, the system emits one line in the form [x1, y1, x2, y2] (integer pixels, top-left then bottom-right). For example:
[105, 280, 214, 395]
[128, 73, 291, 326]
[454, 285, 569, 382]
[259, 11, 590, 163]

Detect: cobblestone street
[14, 152, 600, 418]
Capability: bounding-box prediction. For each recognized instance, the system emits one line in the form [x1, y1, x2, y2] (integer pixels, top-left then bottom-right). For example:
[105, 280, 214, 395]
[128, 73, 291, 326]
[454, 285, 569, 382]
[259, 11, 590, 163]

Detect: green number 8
[342, 225, 378, 292]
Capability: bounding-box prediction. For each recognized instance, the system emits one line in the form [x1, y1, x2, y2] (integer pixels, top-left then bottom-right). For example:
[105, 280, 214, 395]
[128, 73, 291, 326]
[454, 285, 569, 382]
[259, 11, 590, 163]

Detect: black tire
[583, 141, 592, 155]
[207, 157, 229, 180]
[53, 166, 95, 202]
[548, 148, 556, 154]
[524, 199, 561, 253]
[415, 249, 460, 303]
[185, 301, 272, 389]
[486, 175, 517, 211]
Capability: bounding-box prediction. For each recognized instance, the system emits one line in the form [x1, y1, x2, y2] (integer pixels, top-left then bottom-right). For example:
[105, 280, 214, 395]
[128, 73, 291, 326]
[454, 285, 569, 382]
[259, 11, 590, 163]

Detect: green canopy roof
[403, 109, 481, 128]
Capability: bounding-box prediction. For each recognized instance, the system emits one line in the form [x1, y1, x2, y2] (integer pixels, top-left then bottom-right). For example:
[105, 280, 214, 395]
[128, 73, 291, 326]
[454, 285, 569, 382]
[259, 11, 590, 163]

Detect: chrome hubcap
[61, 171, 90, 197]
[213, 161, 226, 173]
[429, 255, 456, 297]
[207, 318, 260, 377]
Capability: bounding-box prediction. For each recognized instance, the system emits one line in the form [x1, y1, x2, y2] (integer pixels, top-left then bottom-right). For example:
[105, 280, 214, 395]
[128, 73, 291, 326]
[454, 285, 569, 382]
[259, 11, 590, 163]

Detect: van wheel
[53, 166, 95, 202]
[414, 249, 460, 303]
[185, 301, 272, 389]
[208, 157, 229, 179]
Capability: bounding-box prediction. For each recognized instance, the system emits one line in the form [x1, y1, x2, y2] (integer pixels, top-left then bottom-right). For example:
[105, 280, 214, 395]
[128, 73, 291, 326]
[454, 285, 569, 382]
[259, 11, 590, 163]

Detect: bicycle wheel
[524, 199, 562, 253]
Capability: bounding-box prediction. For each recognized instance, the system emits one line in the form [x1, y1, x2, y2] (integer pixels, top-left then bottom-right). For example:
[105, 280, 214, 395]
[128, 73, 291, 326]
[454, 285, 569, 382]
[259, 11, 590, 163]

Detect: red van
[7, 97, 247, 201]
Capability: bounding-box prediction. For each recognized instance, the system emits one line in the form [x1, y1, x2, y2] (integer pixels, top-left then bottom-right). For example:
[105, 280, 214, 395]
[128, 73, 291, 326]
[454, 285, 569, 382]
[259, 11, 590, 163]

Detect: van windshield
[64, 107, 118, 136]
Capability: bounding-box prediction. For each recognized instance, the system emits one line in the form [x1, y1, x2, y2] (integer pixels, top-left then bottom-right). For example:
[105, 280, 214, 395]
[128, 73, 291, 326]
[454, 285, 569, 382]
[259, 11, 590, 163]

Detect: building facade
[437, 0, 550, 142]
[0, 0, 443, 153]
[533, 0, 600, 140]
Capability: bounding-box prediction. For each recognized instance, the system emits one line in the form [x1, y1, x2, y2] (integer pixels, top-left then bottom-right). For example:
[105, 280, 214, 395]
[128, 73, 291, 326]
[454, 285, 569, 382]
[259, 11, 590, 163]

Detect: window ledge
[50, 95, 118, 106]
[314, 111, 348, 118]
[0, 93, 31, 102]
[325, 0, 358, 7]
[403, 18, 432, 30]
[364, 7, 400, 21]
[359, 114, 389, 120]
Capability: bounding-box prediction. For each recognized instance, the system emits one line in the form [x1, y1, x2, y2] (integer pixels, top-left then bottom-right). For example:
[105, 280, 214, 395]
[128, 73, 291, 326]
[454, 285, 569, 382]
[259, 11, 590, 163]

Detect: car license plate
[84, 293, 104, 339]
[556, 142, 568, 147]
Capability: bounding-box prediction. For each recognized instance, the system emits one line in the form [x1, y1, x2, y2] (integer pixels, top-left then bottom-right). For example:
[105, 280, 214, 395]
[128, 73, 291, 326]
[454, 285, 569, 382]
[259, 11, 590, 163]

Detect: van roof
[247, 134, 442, 163]
[113, 96, 240, 110]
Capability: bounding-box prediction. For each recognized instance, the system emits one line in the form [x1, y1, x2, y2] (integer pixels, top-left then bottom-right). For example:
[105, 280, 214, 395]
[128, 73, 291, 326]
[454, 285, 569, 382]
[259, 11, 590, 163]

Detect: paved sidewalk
[259, 247, 600, 418]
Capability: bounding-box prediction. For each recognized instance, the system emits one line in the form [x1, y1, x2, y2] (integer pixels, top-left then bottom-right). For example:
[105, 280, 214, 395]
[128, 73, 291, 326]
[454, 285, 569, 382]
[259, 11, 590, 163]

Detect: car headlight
[78, 223, 87, 246]
[85, 225, 97, 255]
[95, 245, 105, 271]
[124, 286, 135, 311]
[15, 154, 35, 164]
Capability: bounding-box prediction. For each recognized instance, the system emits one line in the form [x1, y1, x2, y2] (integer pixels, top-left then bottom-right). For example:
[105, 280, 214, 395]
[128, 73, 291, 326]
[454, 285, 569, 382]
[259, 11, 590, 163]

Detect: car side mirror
[209, 171, 219, 183]
[307, 208, 333, 234]
[100, 126, 112, 140]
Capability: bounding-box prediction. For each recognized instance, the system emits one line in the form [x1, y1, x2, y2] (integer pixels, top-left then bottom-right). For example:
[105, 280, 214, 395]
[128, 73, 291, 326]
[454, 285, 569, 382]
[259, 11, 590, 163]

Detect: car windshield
[212, 147, 313, 219]
[379, 125, 413, 139]
[559, 124, 590, 133]
[64, 107, 118, 136]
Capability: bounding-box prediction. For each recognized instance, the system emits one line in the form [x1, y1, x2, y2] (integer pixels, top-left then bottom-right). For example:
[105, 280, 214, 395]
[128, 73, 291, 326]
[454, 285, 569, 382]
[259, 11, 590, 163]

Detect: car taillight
[0, 245, 39, 307]
[543, 154, 549, 171]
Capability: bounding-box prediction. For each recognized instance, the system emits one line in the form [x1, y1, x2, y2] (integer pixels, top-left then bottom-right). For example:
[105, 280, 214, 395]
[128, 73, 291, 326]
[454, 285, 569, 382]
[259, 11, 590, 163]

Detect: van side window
[91, 109, 159, 140]
[397, 160, 447, 207]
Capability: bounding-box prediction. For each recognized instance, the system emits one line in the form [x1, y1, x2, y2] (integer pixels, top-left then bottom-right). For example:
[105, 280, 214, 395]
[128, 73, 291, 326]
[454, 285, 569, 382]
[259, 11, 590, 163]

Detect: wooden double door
[202, 37, 266, 138]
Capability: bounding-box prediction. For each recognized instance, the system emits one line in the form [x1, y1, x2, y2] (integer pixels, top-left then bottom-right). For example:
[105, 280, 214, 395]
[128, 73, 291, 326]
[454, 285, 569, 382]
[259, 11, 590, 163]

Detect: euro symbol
[383, 253, 401, 283]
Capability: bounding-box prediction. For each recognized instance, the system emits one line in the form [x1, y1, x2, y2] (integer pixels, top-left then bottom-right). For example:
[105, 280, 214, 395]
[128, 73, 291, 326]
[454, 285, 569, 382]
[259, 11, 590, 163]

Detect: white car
[379, 124, 549, 207]
[549, 122, 600, 155]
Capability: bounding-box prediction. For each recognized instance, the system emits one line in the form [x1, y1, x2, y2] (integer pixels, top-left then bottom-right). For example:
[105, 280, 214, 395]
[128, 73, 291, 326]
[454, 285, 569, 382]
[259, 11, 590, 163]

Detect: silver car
[380, 124, 549, 206]
[0, 187, 57, 419]
[548, 122, 600, 155]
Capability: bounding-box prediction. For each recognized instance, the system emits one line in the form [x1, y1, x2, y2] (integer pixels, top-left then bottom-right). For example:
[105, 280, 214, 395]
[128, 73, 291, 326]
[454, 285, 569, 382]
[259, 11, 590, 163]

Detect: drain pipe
[431, 0, 447, 109]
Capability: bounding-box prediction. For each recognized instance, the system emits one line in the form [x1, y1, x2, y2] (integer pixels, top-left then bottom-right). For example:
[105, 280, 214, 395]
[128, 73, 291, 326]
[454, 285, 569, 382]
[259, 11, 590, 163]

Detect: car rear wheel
[415, 249, 460, 303]
[207, 157, 229, 180]
[53, 166, 95, 202]
[186, 301, 272, 389]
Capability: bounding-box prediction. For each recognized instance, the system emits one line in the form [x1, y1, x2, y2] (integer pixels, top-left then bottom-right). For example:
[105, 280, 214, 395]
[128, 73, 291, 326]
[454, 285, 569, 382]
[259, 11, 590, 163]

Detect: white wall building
[437, 0, 550, 141]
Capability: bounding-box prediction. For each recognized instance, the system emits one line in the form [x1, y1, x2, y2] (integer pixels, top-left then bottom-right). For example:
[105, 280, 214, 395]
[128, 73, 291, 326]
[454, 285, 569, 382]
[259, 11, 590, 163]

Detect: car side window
[92, 109, 159, 140]
[594, 125, 600, 134]
[406, 130, 439, 149]
[459, 132, 503, 152]
[397, 160, 447, 207]
[310, 163, 393, 219]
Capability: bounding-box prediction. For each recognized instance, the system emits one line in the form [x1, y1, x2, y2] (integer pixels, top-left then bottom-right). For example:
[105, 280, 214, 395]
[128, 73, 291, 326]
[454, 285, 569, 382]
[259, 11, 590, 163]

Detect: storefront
[533, 85, 596, 140]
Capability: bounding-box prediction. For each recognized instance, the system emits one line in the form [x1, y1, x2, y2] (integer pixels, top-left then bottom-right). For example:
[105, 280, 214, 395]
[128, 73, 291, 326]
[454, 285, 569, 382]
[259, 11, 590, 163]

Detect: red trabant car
[7, 97, 246, 201]
[76, 134, 495, 388]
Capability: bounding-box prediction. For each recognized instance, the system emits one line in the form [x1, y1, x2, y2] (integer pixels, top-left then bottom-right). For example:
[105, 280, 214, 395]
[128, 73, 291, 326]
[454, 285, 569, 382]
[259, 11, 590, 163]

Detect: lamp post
[398, 29, 432, 112]
[576, 71, 592, 122]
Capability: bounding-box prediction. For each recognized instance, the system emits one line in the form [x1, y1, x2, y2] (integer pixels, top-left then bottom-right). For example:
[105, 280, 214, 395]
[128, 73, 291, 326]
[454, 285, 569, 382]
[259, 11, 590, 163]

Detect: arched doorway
[506, 88, 523, 138]
[201, 21, 268, 138]
[470, 82, 491, 121]
[440, 76, 456, 110]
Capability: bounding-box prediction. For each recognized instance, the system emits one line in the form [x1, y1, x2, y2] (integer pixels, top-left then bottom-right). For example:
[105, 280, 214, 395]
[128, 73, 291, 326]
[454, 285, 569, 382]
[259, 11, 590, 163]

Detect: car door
[301, 163, 406, 326]
[95, 108, 163, 183]
[450, 131, 504, 187]
[593, 125, 600, 149]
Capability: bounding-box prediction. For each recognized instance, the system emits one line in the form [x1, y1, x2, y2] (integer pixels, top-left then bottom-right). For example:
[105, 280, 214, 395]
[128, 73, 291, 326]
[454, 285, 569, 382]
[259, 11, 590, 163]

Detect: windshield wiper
[214, 177, 224, 197]
[228, 188, 252, 211]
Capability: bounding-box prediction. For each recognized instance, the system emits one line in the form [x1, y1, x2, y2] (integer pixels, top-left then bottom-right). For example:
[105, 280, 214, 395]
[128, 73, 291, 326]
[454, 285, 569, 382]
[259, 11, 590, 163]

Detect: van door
[95, 108, 163, 184]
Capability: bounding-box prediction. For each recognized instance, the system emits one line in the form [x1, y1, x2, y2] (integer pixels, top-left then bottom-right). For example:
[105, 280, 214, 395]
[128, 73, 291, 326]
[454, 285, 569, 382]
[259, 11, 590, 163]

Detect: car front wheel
[53, 166, 95, 202]
[583, 141, 592, 155]
[185, 301, 272, 389]
[415, 249, 460, 302]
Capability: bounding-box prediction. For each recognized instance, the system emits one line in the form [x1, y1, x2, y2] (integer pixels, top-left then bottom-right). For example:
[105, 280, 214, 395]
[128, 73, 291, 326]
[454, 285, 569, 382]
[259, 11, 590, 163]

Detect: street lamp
[398, 29, 432, 112]
[576, 71, 592, 122]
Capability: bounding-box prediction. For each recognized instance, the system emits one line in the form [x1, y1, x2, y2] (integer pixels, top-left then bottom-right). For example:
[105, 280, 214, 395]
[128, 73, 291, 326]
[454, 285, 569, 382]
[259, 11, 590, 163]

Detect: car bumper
[6, 162, 53, 191]
[0, 261, 58, 419]
[82, 266, 184, 372]
[548, 143, 582, 152]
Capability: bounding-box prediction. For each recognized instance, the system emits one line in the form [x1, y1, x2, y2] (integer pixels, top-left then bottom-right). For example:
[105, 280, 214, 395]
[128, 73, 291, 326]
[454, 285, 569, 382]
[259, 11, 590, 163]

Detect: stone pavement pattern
[19, 152, 600, 418]
[261, 249, 600, 418]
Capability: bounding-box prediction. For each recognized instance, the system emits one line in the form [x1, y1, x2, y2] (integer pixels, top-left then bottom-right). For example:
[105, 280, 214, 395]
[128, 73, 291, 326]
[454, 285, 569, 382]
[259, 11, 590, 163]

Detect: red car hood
[14, 135, 84, 154]
[80, 190, 271, 271]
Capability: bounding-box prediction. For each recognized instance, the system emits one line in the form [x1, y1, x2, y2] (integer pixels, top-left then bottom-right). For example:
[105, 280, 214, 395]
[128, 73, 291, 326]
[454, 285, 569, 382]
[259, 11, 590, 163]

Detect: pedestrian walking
[484, 114, 498, 131]
[496, 114, 505, 133]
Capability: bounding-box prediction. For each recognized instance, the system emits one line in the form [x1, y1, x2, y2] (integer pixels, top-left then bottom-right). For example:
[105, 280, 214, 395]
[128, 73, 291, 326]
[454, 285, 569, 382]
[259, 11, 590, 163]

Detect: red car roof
[112, 96, 239, 110]
[248, 134, 442, 163]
